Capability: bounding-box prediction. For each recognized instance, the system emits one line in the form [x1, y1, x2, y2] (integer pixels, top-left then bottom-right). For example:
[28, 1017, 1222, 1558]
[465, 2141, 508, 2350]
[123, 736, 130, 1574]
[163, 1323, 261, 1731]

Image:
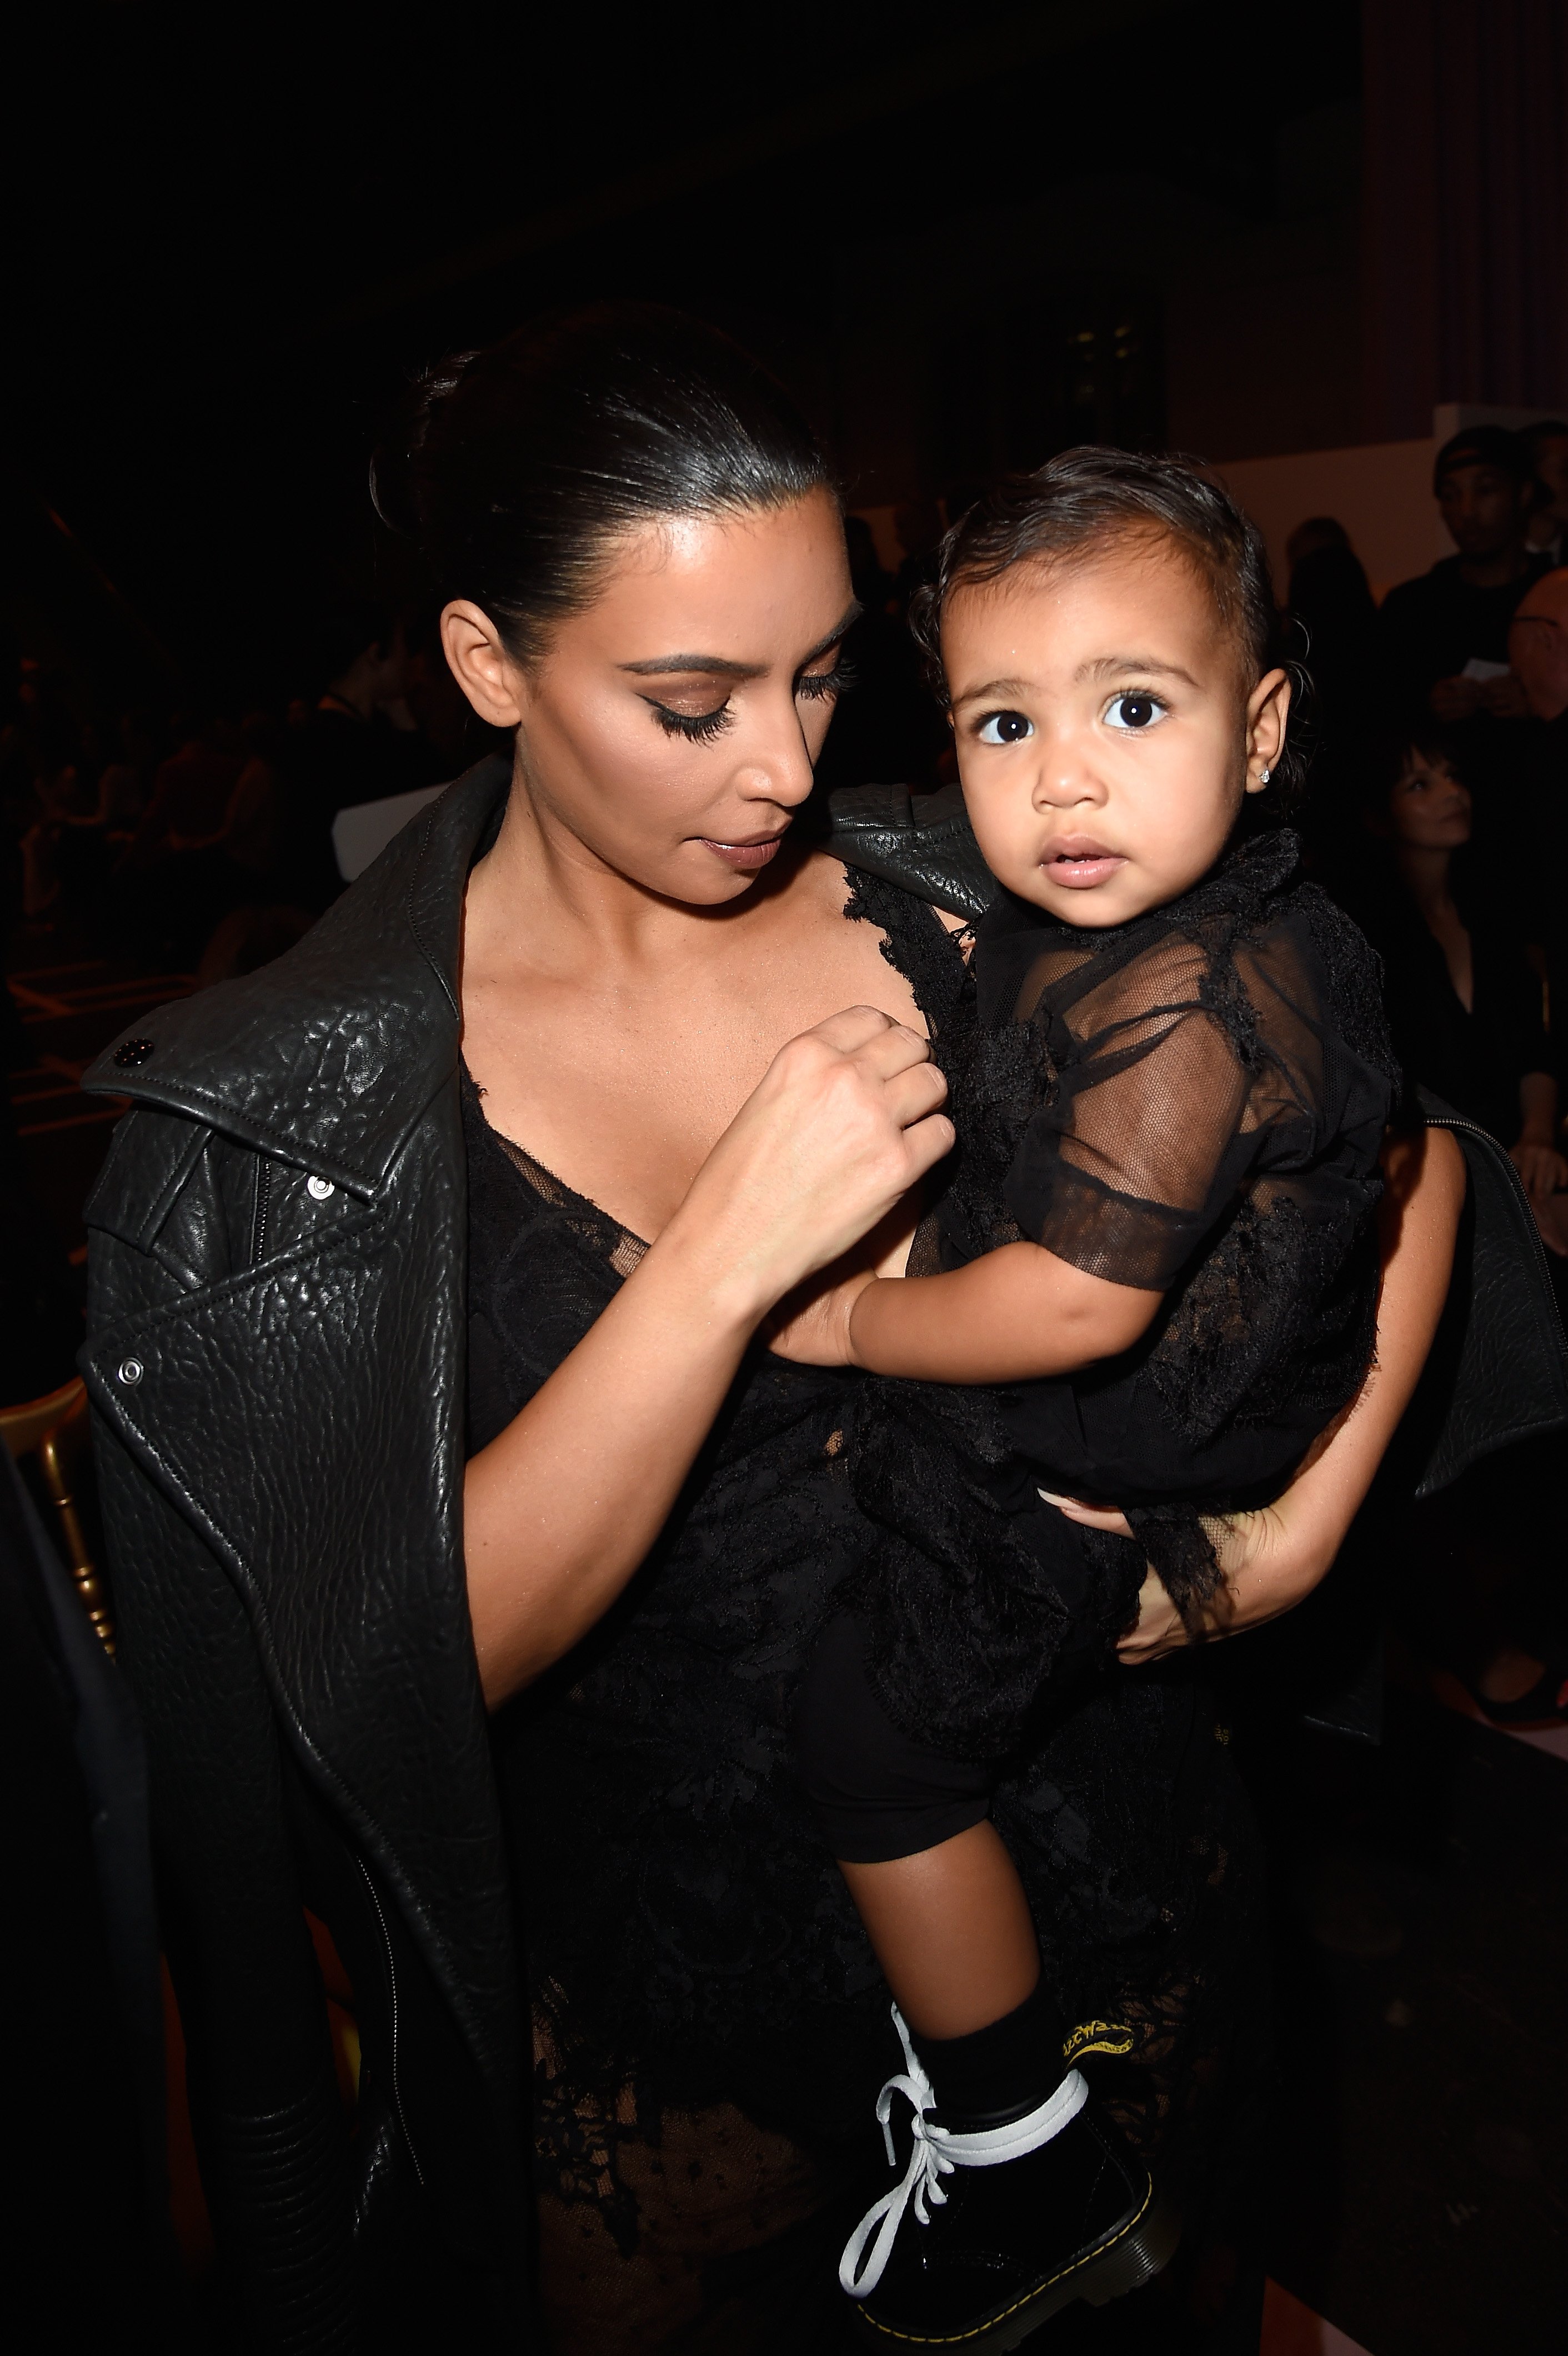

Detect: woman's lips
[1041, 842, 1126, 889]
[699, 833, 786, 871]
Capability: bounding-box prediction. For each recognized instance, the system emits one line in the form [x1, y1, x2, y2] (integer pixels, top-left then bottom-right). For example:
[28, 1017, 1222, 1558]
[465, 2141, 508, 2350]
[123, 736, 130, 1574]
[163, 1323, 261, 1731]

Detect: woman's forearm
[463, 1005, 956, 1707]
[1210, 1122, 1466, 1622]
[1088, 1126, 1465, 1662]
[464, 1227, 762, 1706]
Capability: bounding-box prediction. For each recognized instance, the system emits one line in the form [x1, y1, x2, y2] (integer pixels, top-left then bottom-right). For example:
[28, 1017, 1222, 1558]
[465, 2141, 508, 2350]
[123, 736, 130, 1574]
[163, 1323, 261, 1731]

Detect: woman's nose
[743, 714, 817, 808]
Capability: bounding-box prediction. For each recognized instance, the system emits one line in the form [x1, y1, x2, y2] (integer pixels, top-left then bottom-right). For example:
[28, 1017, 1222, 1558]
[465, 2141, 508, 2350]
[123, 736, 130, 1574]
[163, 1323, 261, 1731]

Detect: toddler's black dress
[840, 829, 1399, 1767]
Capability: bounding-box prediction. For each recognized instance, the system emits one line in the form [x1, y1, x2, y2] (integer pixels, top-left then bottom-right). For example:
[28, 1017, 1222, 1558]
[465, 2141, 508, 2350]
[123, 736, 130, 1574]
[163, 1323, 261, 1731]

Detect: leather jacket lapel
[80, 756, 512, 1195]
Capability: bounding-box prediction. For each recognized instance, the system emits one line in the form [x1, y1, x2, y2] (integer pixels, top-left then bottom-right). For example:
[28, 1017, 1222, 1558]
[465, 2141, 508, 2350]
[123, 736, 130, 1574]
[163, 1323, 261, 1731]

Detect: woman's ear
[1243, 666, 1291, 795]
[441, 601, 527, 727]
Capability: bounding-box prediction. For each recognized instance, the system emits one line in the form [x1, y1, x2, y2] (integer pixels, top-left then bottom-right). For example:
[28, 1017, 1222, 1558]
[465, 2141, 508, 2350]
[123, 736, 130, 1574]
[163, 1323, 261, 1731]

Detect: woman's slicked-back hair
[372, 302, 833, 662]
[910, 446, 1312, 806]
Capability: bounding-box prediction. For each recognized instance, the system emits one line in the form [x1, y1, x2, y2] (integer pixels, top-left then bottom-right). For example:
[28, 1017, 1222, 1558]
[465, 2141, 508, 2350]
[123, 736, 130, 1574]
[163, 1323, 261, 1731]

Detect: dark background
[6, 0, 1369, 701]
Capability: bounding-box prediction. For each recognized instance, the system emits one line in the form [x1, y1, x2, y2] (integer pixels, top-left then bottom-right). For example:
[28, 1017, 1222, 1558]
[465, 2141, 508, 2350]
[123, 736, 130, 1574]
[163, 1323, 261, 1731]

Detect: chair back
[1, 1377, 115, 1653]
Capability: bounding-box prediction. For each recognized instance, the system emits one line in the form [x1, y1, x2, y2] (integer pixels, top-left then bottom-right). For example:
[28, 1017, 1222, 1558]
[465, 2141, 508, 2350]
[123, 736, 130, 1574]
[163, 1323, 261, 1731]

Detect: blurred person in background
[810, 515, 948, 791]
[1285, 516, 1377, 878]
[272, 607, 439, 909]
[1508, 567, 1568, 1080]
[1377, 427, 1546, 844]
[1339, 728, 1568, 1730]
[1344, 730, 1563, 1228]
[891, 493, 945, 614]
[121, 712, 248, 964]
[1285, 516, 1376, 738]
[1523, 419, 1568, 569]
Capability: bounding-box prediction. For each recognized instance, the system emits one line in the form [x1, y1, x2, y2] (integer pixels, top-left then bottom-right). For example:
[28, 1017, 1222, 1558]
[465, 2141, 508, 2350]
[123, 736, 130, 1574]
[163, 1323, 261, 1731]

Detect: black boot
[841, 2008, 1178, 2352]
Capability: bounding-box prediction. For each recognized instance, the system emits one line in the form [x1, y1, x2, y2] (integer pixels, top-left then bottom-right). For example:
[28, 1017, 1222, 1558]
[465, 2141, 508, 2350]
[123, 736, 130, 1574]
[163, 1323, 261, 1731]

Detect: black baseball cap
[1434, 424, 1531, 492]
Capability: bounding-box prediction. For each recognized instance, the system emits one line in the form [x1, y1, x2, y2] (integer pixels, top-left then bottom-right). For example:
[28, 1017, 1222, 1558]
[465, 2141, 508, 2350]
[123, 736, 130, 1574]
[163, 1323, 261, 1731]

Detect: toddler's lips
[1041, 844, 1126, 889]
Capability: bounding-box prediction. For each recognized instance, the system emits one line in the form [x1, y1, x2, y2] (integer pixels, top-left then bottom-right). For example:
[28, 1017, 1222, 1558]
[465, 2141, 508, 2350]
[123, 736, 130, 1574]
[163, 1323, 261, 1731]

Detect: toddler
[777, 451, 1398, 2348]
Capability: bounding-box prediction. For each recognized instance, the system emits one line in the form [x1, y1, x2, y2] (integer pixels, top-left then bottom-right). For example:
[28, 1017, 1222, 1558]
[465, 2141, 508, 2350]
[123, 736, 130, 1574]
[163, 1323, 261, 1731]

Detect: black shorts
[793, 1609, 994, 1864]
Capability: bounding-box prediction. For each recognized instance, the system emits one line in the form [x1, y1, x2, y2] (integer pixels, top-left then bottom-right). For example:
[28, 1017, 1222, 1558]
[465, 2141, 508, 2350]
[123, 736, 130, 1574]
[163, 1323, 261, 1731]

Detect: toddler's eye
[1104, 692, 1164, 732]
[975, 710, 1033, 746]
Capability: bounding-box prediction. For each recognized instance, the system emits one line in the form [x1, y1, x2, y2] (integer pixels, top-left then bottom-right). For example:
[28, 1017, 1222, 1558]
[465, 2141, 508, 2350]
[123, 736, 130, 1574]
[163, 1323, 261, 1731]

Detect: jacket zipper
[251, 1158, 273, 1268]
[355, 1854, 425, 2188]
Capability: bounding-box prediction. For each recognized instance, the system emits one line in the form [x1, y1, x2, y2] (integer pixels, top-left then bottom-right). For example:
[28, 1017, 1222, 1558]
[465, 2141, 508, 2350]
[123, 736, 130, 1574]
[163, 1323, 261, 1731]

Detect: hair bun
[365, 304, 829, 662]
[369, 351, 481, 539]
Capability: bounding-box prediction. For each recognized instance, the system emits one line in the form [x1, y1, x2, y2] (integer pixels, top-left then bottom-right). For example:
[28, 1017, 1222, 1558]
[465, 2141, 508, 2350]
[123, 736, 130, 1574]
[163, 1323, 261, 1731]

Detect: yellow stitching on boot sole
[857, 2177, 1156, 2345]
[1062, 2020, 1135, 2065]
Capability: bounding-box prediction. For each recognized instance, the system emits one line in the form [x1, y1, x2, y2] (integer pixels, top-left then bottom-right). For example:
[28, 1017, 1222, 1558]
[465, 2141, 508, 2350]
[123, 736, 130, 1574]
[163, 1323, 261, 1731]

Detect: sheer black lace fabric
[946, 836, 1391, 1618]
[838, 838, 1392, 1764]
[463, 870, 1288, 2349]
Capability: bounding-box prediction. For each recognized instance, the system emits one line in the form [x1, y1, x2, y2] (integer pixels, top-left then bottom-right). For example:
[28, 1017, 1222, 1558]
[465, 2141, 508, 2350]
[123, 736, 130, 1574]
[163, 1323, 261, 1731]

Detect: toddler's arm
[783, 1243, 1161, 1381]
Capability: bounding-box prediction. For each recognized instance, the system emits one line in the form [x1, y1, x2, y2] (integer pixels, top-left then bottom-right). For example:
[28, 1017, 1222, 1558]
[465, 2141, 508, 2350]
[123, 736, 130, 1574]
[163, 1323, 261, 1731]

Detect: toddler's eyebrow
[951, 676, 1030, 712]
[1076, 653, 1200, 687]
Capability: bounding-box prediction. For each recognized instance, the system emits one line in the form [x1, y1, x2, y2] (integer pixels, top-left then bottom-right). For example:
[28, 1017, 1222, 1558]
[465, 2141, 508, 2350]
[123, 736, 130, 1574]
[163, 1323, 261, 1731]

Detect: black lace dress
[466, 866, 1305, 2351]
[842, 830, 1400, 1765]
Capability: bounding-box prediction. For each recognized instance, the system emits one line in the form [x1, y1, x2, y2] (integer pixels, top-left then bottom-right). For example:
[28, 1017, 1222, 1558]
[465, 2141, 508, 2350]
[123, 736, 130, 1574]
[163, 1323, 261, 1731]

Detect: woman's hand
[670, 1007, 952, 1322]
[1047, 1120, 1467, 1669]
[1043, 1495, 1309, 1665]
[465, 1007, 951, 1706]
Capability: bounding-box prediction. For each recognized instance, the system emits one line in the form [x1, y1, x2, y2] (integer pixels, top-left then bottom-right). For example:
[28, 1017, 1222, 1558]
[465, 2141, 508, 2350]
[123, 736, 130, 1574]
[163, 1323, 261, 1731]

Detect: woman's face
[1389, 749, 1471, 849]
[444, 488, 856, 906]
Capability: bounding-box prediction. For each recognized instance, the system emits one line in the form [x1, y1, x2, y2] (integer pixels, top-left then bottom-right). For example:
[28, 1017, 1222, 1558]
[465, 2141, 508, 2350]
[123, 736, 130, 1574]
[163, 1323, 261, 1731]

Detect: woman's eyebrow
[618, 601, 862, 679]
[619, 652, 766, 678]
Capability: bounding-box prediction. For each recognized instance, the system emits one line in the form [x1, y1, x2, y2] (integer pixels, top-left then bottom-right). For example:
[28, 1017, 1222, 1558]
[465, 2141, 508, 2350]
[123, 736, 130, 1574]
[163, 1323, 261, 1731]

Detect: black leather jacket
[82, 763, 1566, 2351]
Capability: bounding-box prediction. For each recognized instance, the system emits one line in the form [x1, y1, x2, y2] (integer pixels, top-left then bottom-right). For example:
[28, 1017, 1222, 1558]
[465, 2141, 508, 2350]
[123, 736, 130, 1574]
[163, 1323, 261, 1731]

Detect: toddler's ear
[1244, 664, 1291, 792]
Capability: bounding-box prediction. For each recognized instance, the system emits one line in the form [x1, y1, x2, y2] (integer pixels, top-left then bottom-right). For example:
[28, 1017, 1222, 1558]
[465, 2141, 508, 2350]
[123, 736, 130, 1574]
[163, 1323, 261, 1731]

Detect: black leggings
[793, 1610, 993, 1864]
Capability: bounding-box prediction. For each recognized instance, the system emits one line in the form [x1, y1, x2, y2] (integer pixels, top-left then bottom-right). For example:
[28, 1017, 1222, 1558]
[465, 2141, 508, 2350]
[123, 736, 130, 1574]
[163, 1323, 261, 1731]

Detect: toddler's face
[942, 537, 1288, 927]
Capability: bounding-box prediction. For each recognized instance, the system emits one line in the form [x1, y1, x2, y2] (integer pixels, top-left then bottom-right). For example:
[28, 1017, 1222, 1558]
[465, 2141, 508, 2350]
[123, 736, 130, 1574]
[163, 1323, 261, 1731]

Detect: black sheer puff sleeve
[1003, 923, 1311, 1294]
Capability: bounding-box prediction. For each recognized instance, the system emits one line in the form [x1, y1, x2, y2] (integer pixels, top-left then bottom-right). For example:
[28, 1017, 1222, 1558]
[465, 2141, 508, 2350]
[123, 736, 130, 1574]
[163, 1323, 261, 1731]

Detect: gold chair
[1, 1375, 115, 1654]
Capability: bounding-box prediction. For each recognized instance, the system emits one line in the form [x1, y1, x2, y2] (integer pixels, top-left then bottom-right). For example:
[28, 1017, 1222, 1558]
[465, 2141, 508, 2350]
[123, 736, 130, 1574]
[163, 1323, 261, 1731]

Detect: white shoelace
[839, 2005, 1088, 2299]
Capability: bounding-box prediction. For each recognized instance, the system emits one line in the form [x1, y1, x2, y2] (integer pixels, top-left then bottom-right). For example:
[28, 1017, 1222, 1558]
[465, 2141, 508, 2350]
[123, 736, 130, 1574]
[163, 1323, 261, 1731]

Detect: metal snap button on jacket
[113, 1037, 156, 1069]
[117, 1356, 144, 1385]
[307, 1175, 336, 1200]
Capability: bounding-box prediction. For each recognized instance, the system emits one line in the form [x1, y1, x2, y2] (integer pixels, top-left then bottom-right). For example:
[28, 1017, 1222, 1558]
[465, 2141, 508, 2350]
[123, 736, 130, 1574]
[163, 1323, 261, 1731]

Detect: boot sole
[853, 2189, 1181, 2351]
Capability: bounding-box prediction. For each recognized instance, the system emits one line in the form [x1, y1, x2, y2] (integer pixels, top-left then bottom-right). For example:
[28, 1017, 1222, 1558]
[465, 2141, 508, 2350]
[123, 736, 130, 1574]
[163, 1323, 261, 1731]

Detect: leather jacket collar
[82, 756, 513, 1194]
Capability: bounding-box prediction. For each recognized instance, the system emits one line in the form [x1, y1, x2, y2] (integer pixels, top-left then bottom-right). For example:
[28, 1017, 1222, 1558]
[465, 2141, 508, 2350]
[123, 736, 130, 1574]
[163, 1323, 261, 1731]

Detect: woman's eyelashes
[797, 660, 853, 704]
[651, 698, 734, 742]
[647, 661, 850, 743]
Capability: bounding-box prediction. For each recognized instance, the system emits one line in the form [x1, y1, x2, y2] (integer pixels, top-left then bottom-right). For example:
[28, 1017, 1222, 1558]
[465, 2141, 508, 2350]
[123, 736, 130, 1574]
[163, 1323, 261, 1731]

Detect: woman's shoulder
[823, 783, 996, 921]
[82, 761, 505, 1194]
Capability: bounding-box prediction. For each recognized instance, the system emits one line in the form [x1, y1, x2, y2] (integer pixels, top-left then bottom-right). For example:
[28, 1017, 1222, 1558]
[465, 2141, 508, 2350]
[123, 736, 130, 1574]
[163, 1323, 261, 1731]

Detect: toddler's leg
[796, 1612, 1175, 2340]
[795, 1608, 1062, 2064]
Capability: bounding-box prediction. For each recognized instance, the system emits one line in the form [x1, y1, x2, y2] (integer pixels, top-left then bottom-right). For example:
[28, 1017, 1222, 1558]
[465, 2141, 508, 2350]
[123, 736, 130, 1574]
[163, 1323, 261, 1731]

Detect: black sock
[909, 1979, 1070, 2121]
